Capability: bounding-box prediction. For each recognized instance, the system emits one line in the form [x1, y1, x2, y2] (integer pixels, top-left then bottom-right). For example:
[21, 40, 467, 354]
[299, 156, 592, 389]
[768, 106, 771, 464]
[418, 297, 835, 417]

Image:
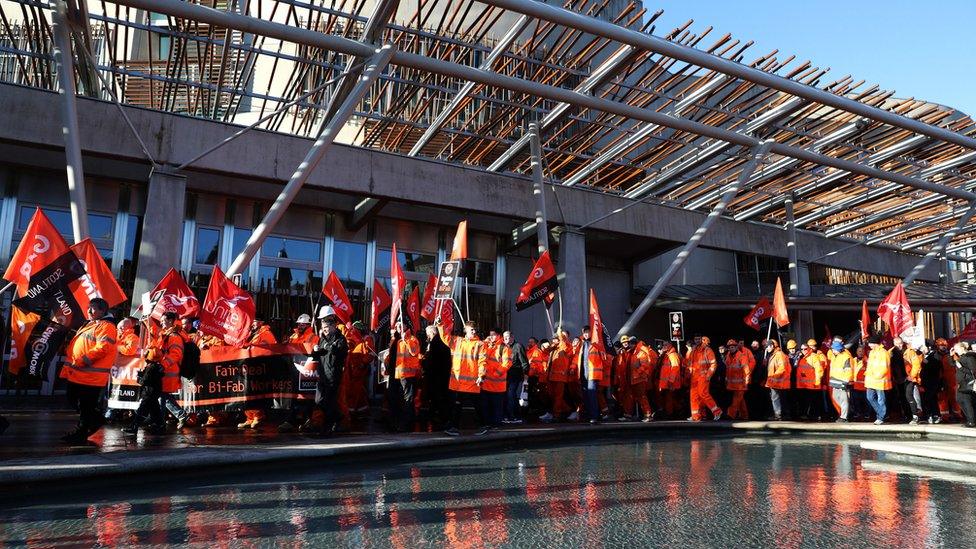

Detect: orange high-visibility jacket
[865, 347, 892, 391]
[439, 326, 485, 394]
[527, 345, 550, 381]
[724, 348, 753, 391]
[575, 339, 605, 383]
[829, 349, 855, 384]
[903, 348, 923, 384]
[61, 319, 118, 387]
[249, 325, 278, 346]
[689, 344, 717, 381]
[853, 357, 867, 391]
[289, 327, 318, 346]
[394, 334, 421, 380]
[614, 348, 633, 386]
[765, 350, 791, 389]
[658, 348, 682, 390]
[795, 351, 824, 390]
[481, 339, 511, 393]
[631, 342, 657, 385]
[146, 326, 184, 393]
[547, 332, 574, 383]
[118, 328, 140, 357]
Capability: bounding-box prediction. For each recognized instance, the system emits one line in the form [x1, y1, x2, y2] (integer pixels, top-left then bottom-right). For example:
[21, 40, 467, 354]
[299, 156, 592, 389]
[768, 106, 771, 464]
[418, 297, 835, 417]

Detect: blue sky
[646, 0, 976, 116]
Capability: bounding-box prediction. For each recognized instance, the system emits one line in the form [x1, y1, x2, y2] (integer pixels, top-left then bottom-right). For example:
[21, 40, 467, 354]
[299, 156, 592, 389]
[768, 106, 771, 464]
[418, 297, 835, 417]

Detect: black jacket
[311, 330, 348, 386]
[507, 342, 529, 380]
[422, 333, 451, 379]
[921, 350, 944, 391]
[956, 352, 976, 389]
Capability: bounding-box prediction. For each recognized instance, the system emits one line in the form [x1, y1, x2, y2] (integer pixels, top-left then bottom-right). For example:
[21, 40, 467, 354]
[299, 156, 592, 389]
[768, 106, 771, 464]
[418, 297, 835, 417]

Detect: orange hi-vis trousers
[620, 381, 652, 418]
[690, 377, 721, 420]
[727, 390, 748, 420]
[549, 381, 570, 416]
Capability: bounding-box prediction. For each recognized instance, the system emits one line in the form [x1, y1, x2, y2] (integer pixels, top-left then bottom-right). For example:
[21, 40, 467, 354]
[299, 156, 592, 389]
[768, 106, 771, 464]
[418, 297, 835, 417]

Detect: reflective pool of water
[2, 436, 974, 547]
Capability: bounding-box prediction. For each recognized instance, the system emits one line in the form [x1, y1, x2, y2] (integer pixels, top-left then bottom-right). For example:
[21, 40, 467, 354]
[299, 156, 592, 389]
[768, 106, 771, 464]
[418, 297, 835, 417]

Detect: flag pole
[0, 281, 15, 294]
[544, 304, 555, 335]
[557, 287, 564, 331]
[763, 317, 774, 363]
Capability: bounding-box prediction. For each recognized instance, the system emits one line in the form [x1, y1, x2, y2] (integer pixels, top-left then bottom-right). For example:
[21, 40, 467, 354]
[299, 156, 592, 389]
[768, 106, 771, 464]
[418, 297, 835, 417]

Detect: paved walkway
[861, 440, 976, 464]
[2, 410, 975, 492]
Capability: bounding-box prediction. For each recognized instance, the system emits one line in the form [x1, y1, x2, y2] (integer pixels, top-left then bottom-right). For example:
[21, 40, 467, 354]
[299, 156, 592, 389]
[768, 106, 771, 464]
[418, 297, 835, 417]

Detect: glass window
[118, 215, 142, 285]
[12, 205, 114, 260]
[376, 248, 436, 275]
[257, 266, 322, 294]
[232, 227, 252, 282]
[466, 259, 495, 287]
[194, 226, 221, 265]
[261, 236, 321, 263]
[333, 240, 367, 320]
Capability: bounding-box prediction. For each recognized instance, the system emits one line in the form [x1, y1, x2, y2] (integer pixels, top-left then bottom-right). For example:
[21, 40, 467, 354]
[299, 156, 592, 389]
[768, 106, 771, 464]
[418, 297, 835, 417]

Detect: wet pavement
[2, 436, 975, 547]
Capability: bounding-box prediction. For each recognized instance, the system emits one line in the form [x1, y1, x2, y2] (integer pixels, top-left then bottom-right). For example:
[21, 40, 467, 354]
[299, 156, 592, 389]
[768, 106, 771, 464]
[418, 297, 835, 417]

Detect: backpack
[180, 340, 201, 379]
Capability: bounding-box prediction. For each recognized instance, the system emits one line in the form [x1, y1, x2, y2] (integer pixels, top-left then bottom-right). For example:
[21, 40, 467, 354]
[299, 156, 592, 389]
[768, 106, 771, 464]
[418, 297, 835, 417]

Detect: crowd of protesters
[3, 300, 976, 445]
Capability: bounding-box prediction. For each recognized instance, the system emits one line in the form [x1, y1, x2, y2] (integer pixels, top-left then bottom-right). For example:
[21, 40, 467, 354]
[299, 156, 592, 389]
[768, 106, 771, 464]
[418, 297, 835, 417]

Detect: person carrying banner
[437, 318, 489, 436]
[60, 298, 118, 444]
[502, 331, 528, 425]
[154, 311, 189, 430]
[237, 319, 278, 430]
[289, 314, 317, 346]
[385, 320, 421, 432]
[688, 336, 722, 421]
[724, 339, 753, 420]
[306, 307, 348, 436]
[117, 317, 140, 357]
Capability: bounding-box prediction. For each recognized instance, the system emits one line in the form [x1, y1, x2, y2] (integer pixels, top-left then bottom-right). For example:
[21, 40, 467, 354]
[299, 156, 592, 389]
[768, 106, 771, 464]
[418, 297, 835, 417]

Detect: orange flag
[860, 300, 871, 340]
[772, 278, 790, 328]
[3, 208, 72, 295]
[70, 238, 128, 310]
[589, 289, 605, 352]
[449, 220, 467, 261]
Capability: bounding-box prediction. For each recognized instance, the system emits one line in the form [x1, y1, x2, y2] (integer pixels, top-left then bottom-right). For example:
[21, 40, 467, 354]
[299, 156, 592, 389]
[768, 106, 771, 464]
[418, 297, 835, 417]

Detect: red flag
[772, 278, 790, 328]
[370, 278, 392, 332]
[322, 270, 353, 324]
[146, 268, 200, 321]
[8, 306, 35, 375]
[390, 243, 407, 327]
[3, 208, 72, 296]
[878, 282, 914, 338]
[515, 251, 558, 312]
[199, 265, 255, 347]
[420, 273, 438, 321]
[449, 220, 467, 261]
[439, 298, 455, 334]
[406, 285, 421, 332]
[589, 289, 604, 352]
[70, 239, 127, 311]
[743, 296, 773, 330]
[951, 316, 976, 344]
[860, 300, 871, 340]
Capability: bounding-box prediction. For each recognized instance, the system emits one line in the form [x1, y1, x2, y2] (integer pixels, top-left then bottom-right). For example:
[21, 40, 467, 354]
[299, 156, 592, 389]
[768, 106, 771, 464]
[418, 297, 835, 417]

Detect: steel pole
[617, 141, 774, 338]
[903, 201, 976, 286]
[226, 45, 395, 277]
[528, 121, 549, 254]
[107, 0, 976, 203]
[52, 0, 89, 243]
[480, 0, 976, 153]
[785, 192, 799, 296]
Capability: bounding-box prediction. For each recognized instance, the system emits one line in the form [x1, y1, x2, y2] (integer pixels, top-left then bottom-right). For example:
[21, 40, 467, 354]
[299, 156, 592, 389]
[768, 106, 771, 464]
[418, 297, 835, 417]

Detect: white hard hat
[296, 314, 312, 324]
[317, 305, 338, 320]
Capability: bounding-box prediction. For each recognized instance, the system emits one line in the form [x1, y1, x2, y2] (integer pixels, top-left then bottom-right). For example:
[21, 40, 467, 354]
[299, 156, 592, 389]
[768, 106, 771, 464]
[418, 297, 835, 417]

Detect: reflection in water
[2, 437, 975, 547]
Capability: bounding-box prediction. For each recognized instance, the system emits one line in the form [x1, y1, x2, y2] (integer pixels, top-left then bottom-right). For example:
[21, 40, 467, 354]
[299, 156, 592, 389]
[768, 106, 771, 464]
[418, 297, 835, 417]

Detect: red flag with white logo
[589, 289, 605, 352]
[878, 282, 914, 339]
[199, 265, 255, 347]
[322, 270, 353, 324]
[406, 285, 421, 332]
[420, 273, 438, 321]
[3, 208, 72, 296]
[70, 238, 127, 311]
[390, 243, 406, 327]
[515, 251, 558, 312]
[146, 268, 200, 321]
[370, 278, 392, 332]
[743, 296, 773, 330]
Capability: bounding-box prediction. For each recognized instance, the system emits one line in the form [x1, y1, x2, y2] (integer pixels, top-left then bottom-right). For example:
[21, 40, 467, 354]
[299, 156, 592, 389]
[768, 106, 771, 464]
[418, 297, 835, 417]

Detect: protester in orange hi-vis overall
[657, 341, 683, 418]
[116, 317, 140, 357]
[688, 336, 723, 421]
[765, 340, 792, 421]
[343, 322, 374, 417]
[238, 319, 278, 430]
[795, 340, 826, 421]
[60, 298, 118, 444]
[539, 329, 574, 423]
[480, 329, 511, 428]
[723, 339, 753, 420]
[613, 338, 634, 419]
[147, 311, 188, 430]
[288, 314, 318, 346]
[526, 338, 551, 413]
[438, 318, 489, 436]
[622, 337, 656, 422]
[935, 338, 962, 421]
[385, 321, 422, 432]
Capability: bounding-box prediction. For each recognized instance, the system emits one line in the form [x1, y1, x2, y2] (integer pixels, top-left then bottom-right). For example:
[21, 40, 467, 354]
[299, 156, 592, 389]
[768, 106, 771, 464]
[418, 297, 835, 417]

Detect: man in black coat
[920, 341, 944, 423]
[422, 324, 452, 429]
[503, 330, 529, 424]
[952, 343, 976, 428]
[308, 307, 348, 436]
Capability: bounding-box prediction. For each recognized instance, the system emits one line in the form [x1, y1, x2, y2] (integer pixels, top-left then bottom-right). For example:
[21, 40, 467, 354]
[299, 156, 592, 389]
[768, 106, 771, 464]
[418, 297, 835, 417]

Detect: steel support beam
[903, 201, 976, 285]
[785, 192, 799, 296]
[347, 196, 389, 231]
[226, 45, 395, 277]
[617, 140, 773, 337]
[529, 121, 549, 254]
[480, 0, 976, 153]
[52, 0, 89, 243]
[109, 0, 976, 204]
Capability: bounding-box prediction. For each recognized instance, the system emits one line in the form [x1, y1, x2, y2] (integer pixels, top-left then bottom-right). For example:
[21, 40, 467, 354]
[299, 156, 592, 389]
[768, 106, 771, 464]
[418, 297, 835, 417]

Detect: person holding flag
[60, 298, 119, 444]
[384, 319, 421, 432]
[306, 307, 348, 436]
[437, 316, 489, 437]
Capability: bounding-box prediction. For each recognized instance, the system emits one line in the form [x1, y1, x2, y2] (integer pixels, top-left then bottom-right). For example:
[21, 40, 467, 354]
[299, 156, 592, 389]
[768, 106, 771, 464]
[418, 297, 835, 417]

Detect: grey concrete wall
[131, 169, 186, 314]
[635, 247, 738, 287]
[0, 83, 942, 282]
